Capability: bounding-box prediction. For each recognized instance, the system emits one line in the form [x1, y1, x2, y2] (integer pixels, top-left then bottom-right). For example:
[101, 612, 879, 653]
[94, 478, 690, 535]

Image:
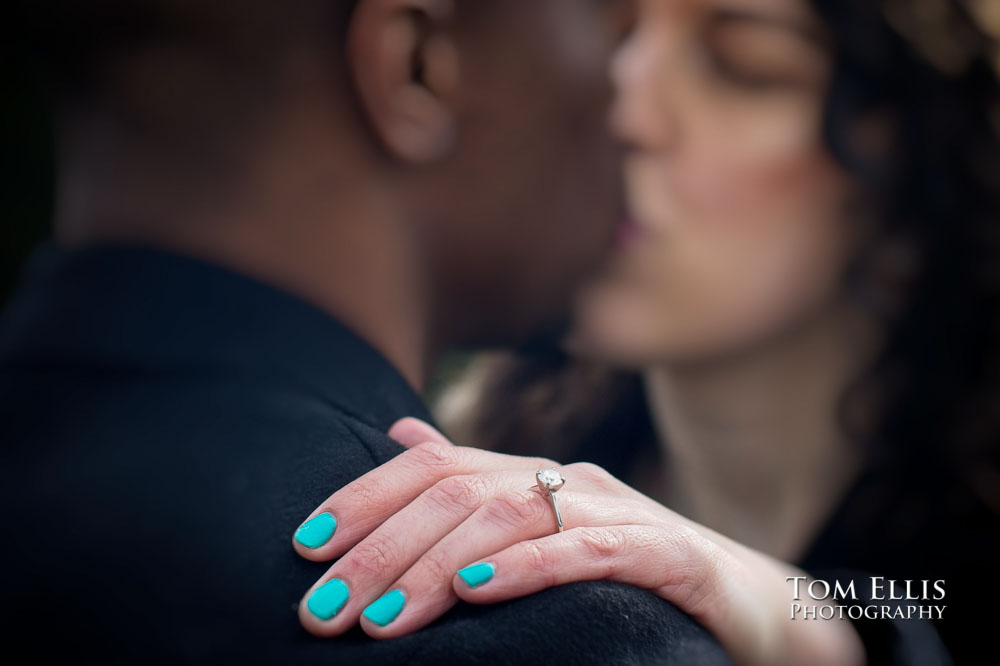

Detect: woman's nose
[609, 29, 680, 150]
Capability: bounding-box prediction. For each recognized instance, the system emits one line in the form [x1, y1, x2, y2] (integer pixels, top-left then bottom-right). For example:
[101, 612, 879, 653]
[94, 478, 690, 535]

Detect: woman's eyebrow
[711, 7, 830, 48]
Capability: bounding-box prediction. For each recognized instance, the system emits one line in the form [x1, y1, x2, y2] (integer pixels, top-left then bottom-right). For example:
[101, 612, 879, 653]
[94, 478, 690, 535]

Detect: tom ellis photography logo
[786, 577, 947, 621]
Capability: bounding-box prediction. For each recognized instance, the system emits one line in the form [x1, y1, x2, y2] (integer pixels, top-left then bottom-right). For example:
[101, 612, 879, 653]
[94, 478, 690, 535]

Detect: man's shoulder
[0, 354, 729, 665]
[402, 581, 730, 666]
[0, 365, 409, 657]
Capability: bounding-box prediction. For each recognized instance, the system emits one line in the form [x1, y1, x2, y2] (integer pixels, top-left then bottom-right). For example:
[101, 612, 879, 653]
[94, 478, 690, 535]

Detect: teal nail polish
[457, 562, 495, 588]
[307, 579, 350, 621]
[295, 512, 337, 549]
[363, 589, 406, 626]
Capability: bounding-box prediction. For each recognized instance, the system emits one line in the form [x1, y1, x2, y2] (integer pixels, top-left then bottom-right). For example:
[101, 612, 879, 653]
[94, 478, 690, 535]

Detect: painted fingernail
[307, 579, 350, 620]
[457, 562, 495, 588]
[362, 589, 406, 626]
[295, 512, 337, 548]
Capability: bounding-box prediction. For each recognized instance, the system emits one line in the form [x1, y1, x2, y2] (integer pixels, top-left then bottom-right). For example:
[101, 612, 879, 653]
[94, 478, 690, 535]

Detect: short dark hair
[24, 1, 358, 92]
[16, 0, 361, 144]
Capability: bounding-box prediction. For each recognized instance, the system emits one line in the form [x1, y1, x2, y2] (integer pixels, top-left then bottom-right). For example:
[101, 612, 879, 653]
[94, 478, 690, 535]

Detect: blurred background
[1, 13, 54, 305]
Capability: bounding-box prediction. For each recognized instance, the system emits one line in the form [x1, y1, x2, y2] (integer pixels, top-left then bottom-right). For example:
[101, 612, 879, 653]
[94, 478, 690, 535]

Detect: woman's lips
[615, 217, 647, 247]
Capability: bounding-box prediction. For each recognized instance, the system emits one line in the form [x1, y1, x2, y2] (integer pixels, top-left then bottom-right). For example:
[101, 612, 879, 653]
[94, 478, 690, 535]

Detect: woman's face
[572, 0, 863, 366]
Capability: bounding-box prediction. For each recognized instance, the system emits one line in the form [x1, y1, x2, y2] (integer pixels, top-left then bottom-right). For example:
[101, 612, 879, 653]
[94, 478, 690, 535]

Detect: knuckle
[483, 491, 547, 529]
[417, 551, 457, 586]
[350, 479, 394, 516]
[577, 527, 628, 561]
[343, 537, 399, 580]
[407, 441, 458, 471]
[521, 540, 557, 580]
[564, 461, 619, 490]
[565, 461, 604, 477]
[426, 475, 486, 514]
[565, 461, 606, 482]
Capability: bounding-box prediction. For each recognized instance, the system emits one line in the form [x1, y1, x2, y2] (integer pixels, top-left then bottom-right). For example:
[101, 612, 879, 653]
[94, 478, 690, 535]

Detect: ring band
[535, 469, 566, 533]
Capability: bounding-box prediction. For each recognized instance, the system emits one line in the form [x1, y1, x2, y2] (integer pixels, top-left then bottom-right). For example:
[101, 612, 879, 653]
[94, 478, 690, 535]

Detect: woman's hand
[291, 418, 864, 666]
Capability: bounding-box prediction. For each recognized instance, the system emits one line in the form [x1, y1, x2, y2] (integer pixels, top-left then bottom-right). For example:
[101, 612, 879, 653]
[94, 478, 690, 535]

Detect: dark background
[1, 15, 55, 306]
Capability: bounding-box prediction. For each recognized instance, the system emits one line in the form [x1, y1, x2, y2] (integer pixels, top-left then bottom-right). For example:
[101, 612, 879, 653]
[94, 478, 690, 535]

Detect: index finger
[291, 441, 558, 562]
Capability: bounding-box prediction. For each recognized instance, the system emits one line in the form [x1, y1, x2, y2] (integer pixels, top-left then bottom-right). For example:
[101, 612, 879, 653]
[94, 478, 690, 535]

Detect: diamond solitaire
[536, 469, 565, 493]
[535, 469, 566, 532]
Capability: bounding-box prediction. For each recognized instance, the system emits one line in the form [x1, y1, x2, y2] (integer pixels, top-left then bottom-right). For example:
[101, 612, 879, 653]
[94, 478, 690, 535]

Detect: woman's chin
[565, 302, 744, 370]
[563, 312, 663, 369]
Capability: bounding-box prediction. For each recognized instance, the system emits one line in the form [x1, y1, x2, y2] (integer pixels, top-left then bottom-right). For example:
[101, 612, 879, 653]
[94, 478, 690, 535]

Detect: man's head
[26, 0, 630, 353]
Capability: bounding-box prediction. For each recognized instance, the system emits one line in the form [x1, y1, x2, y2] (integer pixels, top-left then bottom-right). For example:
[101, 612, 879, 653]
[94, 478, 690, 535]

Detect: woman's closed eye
[702, 10, 830, 92]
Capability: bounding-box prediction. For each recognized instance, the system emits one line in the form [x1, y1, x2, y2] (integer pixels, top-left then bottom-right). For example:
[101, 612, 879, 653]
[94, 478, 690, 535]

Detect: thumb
[388, 417, 454, 449]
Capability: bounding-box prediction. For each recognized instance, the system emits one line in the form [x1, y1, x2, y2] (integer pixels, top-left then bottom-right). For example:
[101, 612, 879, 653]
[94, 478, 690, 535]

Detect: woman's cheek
[673, 111, 825, 226]
[620, 154, 852, 362]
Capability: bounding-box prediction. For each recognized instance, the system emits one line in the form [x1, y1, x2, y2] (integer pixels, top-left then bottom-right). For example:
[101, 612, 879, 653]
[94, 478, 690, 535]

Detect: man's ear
[347, 0, 459, 164]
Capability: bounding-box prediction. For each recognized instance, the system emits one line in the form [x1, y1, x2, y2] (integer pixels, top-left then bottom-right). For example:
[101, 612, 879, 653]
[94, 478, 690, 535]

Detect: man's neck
[55, 125, 435, 389]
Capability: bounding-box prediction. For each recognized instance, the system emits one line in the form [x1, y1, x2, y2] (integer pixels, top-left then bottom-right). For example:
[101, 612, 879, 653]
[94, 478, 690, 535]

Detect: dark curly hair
[816, 0, 1000, 481]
